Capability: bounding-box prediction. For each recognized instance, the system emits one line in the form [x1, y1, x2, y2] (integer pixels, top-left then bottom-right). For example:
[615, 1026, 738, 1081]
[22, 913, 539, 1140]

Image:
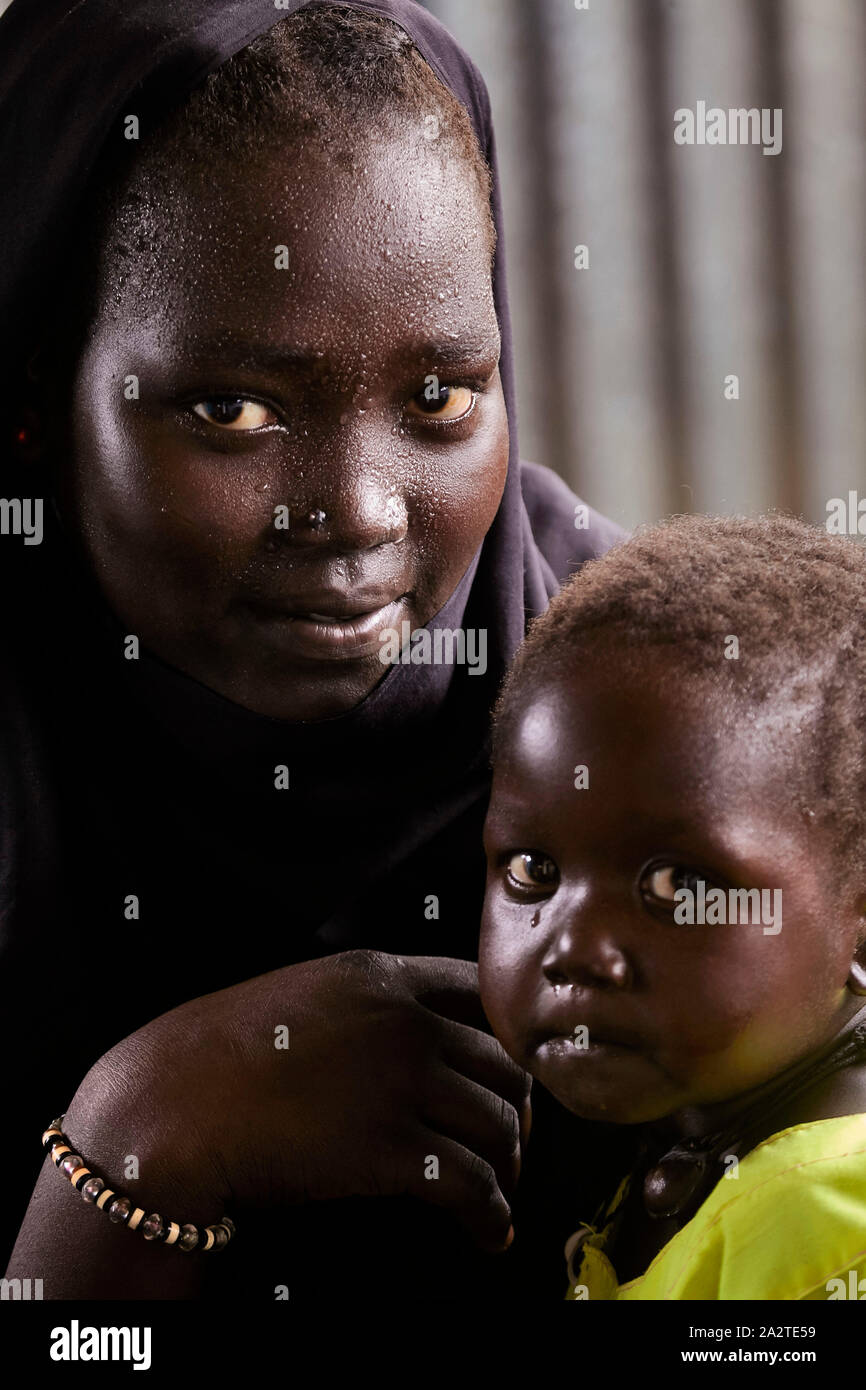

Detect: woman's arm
[6, 951, 530, 1298]
[5, 1047, 231, 1299]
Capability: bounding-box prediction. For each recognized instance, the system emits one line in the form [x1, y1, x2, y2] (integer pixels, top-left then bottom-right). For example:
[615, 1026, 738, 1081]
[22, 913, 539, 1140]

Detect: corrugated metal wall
[424, 0, 866, 530]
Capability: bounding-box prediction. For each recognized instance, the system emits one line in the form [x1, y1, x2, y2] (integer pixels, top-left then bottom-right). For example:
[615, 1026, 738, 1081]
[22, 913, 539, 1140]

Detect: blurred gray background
[6, 0, 862, 529]
[422, 0, 866, 530]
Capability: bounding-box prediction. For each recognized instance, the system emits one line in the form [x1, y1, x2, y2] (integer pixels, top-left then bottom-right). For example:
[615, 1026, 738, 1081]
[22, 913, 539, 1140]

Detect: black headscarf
[0, 0, 623, 1281]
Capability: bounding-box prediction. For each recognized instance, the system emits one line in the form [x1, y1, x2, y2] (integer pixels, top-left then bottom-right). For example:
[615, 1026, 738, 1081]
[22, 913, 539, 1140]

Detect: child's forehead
[498, 651, 806, 805]
[490, 672, 828, 883]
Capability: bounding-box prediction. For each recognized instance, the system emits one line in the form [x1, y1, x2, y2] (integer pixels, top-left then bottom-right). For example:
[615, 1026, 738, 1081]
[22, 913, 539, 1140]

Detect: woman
[1, 0, 622, 1298]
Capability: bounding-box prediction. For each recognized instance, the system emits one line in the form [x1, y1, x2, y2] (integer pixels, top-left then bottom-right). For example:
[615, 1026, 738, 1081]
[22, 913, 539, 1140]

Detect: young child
[480, 512, 866, 1300]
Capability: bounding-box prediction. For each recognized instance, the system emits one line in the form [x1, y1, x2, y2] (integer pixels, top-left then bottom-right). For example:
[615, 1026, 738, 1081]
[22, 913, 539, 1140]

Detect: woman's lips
[245, 594, 408, 661]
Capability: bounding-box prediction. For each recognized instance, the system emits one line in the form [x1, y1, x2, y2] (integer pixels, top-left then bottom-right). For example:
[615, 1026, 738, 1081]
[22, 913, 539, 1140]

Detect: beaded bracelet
[42, 1116, 236, 1253]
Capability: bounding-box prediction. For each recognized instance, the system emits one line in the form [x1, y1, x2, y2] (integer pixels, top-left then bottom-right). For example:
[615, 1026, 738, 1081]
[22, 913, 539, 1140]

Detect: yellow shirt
[566, 1114, 866, 1300]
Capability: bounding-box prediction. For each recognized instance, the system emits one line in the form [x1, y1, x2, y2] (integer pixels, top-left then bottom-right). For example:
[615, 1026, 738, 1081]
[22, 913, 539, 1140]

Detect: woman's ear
[847, 905, 866, 996]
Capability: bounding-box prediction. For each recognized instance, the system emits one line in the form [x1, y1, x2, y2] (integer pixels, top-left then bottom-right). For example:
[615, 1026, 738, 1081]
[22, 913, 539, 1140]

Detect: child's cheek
[479, 895, 537, 1066]
[660, 977, 796, 1099]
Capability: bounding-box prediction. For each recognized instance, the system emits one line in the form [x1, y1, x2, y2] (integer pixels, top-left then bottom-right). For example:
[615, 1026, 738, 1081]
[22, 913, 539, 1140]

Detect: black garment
[0, 0, 624, 1287]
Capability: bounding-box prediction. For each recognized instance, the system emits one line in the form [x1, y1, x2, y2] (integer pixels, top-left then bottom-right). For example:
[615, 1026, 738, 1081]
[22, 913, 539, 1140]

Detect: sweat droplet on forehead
[100, 131, 495, 357]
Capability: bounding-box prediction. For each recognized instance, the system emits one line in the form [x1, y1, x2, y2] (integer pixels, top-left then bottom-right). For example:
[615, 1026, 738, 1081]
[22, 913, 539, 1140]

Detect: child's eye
[405, 384, 477, 424]
[506, 851, 560, 890]
[640, 864, 704, 904]
[192, 398, 278, 431]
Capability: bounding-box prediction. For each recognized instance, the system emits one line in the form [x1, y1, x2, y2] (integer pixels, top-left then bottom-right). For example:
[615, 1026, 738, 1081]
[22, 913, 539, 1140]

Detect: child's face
[61, 131, 508, 720]
[480, 649, 865, 1127]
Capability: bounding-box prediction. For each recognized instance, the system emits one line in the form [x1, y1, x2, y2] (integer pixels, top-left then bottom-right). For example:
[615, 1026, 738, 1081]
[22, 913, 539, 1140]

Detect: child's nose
[541, 917, 633, 992]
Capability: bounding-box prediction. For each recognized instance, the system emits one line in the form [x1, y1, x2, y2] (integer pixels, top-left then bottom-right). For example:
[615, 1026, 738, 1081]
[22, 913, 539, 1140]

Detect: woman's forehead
[98, 134, 499, 367]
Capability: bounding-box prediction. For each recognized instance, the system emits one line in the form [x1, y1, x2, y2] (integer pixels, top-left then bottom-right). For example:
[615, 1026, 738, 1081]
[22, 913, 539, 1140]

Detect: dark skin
[479, 646, 866, 1282]
[7, 130, 531, 1295]
[59, 133, 508, 721]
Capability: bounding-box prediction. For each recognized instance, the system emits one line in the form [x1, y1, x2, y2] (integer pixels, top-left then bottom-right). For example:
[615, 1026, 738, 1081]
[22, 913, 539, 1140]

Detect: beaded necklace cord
[638, 1000, 866, 1224]
[566, 1000, 866, 1287]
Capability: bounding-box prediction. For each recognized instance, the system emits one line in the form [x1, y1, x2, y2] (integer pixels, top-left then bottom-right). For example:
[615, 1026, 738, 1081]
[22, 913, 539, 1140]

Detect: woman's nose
[283, 430, 409, 553]
[287, 482, 408, 552]
[541, 919, 633, 992]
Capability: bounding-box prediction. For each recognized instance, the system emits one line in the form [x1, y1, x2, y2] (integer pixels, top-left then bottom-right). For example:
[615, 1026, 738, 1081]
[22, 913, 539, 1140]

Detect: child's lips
[536, 1035, 639, 1060]
[529, 1011, 647, 1056]
[531, 1031, 653, 1085]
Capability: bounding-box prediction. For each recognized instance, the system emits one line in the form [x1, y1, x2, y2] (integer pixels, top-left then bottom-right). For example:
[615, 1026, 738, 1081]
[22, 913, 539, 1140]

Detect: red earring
[11, 407, 41, 460]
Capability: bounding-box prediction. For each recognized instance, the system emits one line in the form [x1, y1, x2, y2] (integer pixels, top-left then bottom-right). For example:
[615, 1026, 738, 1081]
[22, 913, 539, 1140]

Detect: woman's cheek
[455, 394, 510, 517]
[412, 440, 508, 594]
[108, 428, 274, 569]
[424, 384, 508, 498]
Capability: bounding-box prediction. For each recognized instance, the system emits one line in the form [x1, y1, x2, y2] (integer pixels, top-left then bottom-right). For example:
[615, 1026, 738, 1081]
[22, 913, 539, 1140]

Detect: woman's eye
[506, 851, 560, 890]
[192, 398, 278, 431]
[406, 383, 477, 423]
[641, 864, 704, 903]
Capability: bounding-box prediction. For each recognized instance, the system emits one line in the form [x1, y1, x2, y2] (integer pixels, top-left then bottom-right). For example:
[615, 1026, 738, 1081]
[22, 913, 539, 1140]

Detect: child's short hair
[495, 512, 866, 880]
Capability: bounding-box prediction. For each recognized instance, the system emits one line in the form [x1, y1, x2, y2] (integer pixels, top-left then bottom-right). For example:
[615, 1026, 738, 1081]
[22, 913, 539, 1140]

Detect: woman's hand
[64, 952, 530, 1253]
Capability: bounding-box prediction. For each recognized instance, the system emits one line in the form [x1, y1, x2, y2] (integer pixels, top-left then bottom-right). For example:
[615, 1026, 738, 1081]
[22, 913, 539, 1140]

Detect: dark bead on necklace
[643, 1151, 709, 1219]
